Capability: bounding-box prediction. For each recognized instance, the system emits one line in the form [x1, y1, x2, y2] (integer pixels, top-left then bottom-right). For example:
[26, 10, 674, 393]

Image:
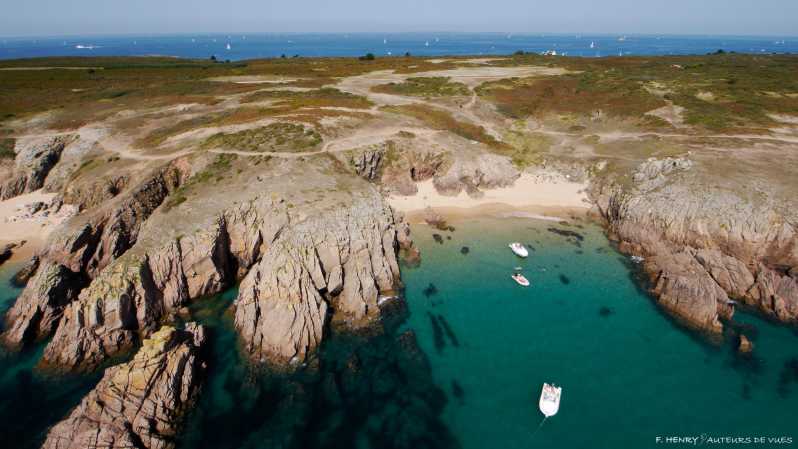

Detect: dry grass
[202, 122, 322, 152]
[383, 104, 506, 149]
[372, 77, 470, 97]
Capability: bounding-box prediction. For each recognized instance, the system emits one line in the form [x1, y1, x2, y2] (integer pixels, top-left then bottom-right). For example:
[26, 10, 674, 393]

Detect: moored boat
[512, 273, 530, 287]
[509, 242, 529, 258]
[539, 383, 562, 418]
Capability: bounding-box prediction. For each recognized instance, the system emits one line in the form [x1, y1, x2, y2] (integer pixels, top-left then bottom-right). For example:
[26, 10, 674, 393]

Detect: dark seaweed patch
[437, 314, 460, 347]
[599, 306, 613, 317]
[547, 227, 584, 241]
[741, 383, 752, 400]
[432, 234, 444, 244]
[460, 246, 470, 255]
[547, 227, 584, 247]
[423, 283, 438, 297]
[428, 312, 446, 354]
[777, 357, 798, 398]
[559, 274, 571, 285]
[446, 235, 451, 240]
[451, 380, 465, 405]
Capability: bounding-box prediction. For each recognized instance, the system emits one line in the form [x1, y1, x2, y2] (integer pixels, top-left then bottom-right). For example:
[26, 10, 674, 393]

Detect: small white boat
[590, 41, 595, 49]
[512, 273, 530, 287]
[226, 43, 232, 50]
[539, 383, 562, 418]
[509, 242, 529, 258]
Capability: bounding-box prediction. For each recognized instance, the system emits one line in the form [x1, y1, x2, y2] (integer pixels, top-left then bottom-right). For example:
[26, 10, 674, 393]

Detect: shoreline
[387, 172, 591, 223]
[0, 190, 61, 264]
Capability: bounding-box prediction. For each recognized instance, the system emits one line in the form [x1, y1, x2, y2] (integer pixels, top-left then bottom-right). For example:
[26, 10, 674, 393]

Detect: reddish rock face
[591, 159, 798, 335]
[41, 323, 207, 449]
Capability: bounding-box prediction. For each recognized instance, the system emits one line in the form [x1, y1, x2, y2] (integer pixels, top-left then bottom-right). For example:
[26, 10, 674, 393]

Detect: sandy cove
[0, 190, 67, 263]
[387, 172, 591, 223]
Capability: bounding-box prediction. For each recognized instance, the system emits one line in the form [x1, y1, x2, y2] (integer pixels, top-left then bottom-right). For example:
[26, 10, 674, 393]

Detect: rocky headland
[40, 324, 207, 449]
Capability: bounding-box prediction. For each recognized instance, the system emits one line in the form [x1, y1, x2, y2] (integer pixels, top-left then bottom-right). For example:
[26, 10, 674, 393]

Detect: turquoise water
[401, 217, 798, 449]
[0, 262, 99, 449]
[1, 217, 797, 448]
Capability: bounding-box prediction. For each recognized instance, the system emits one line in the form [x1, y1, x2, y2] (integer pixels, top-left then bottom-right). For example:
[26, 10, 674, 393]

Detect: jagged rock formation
[234, 193, 404, 366]
[10, 255, 40, 287]
[10, 153, 412, 373]
[1, 262, 83, 348]
[349, 144, 385, 181]
[1, 159, 190, 350]
[632, 156, 693, 183]
[433, 153, 519, 197]
[40, 324, 206, 449]
[0, 136, 68, 200]
[592, 159, 798, 333]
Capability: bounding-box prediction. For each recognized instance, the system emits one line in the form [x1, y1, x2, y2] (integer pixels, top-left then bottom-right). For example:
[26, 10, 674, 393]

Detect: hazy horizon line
[2, 30, 797, 40]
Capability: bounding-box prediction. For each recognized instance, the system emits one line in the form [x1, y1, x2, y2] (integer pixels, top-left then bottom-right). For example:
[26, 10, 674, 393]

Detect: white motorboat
[512, 273, 530, 287]
[539, 383, 562, 418]
[509, 242, 529, 258]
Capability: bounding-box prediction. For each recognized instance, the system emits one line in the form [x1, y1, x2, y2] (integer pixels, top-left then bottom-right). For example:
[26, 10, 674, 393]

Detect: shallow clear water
[1, 216, 797, 448]
[1, 33, 796, 61]
[401, 217, 798, 448]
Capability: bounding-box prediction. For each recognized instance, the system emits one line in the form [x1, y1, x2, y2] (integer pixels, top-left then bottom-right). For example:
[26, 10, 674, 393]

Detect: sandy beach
[0, 190, 66, 262]
[387, 172, 591, 223]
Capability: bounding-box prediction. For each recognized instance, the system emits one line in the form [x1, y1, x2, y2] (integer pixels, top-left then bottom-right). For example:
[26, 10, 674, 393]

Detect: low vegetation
[202, 122, 322, 153]
[383, 104, 505, 149]
[488, 53, 798, 131]
[0, 138, 15, 159]
[477, 72, 666, 121]
[372, 77, 470, 97]
[241, 87, 372, 109]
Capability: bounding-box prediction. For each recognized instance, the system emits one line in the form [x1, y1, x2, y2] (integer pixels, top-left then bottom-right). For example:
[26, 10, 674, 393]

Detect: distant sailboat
[425, 41, 430, 47]
[383, 38, 387, 44]
[590, 41, 595, 49]
[226, 43, 232, 50]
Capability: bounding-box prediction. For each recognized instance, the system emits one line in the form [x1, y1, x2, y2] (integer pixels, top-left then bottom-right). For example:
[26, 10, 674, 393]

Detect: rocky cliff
[6, 154, 411, 373]
[234, 192, 405, 367]
[591, 157, 798, 334]
[0, 136, 69, 200]
[40, 324, 206, 449]
[1, 159, 189, 350]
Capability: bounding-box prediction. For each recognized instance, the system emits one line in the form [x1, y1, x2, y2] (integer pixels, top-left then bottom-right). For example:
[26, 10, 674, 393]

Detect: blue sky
[3, 0, 797, 37]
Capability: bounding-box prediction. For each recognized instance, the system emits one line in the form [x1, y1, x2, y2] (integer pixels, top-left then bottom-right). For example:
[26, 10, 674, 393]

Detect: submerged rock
[599, 306, 614, 317]
[432, 234, 444, 244]
[738, 334, 754, 354]
[460, 246, 470, 255]
[437, 314, 460, 347]
[9, 255, 39, 287]
[428, 312, 446, 354]
[423, 283, 438, 297]
[41, 324, 207, 449]
[0, 243, 16, 265]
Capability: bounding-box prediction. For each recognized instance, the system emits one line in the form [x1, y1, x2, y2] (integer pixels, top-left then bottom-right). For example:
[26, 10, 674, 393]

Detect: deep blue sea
[0, 32, 796, 61]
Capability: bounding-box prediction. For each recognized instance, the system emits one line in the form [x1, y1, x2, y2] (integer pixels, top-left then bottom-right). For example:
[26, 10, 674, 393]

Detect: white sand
[0, 190, 69, 260]
[387, 173, 590, 216]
